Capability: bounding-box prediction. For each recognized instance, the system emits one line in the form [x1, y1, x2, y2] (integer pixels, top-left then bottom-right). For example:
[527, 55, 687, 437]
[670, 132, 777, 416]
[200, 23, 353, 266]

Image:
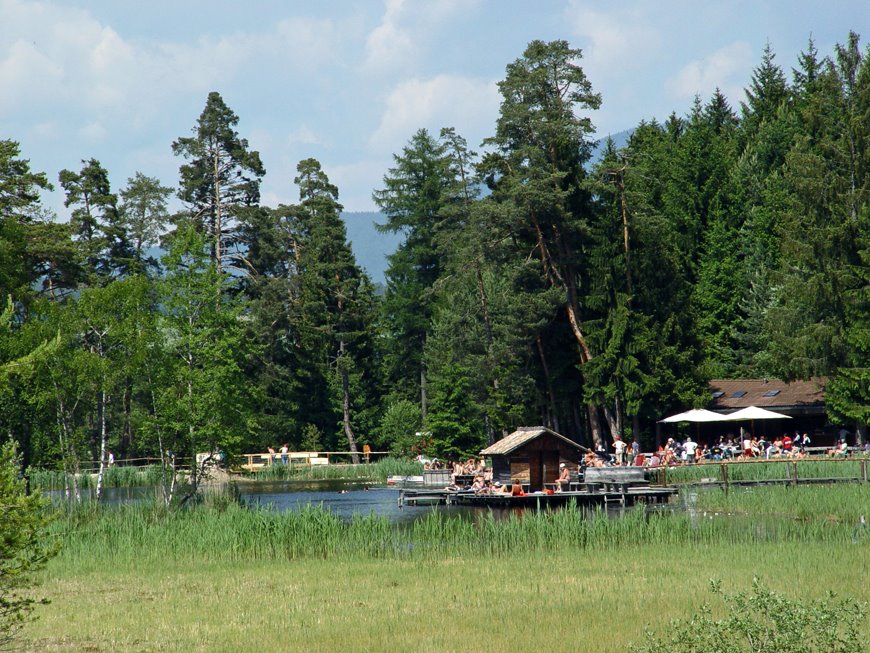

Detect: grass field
[19, 484, 870, 652]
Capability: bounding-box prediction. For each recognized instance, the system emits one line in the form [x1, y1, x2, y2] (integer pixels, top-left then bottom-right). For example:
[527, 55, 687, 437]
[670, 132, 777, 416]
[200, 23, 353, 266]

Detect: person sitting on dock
[492, 481, 510, 495]
[555, 463, 571, 491]
[584, 451, 604, 468]
[510, 482, 525, 496]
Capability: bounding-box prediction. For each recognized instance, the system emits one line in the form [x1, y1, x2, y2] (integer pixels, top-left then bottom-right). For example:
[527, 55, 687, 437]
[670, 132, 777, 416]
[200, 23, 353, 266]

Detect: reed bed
[29, 464, 164, 491]
[249, 456, 422, 482]
[27, 483, 870, 653]
[655, 456, 866, 484]
[48, 489, 863, 572]
[692, 482, 870, 523]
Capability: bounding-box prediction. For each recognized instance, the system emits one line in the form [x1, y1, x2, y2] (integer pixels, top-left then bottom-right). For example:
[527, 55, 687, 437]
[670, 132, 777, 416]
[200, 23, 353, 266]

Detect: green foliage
[631, 578, 867, 653]
[425, 364, 486, 458]
[299, 424, 323, 452]
[0, 440, 56, 648]
[377, 399, 422, 455]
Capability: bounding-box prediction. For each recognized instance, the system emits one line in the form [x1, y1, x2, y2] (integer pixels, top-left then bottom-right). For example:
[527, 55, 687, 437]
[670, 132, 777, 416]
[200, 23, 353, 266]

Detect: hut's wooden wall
[487, 432, 581, 491]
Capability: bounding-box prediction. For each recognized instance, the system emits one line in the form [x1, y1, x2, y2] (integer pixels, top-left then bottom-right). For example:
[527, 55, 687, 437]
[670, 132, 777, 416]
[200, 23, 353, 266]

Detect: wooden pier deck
[399, 486, 677, 508]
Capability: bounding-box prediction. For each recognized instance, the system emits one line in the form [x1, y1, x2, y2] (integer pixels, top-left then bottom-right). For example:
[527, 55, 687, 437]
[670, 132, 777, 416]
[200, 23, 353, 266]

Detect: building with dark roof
[706, 377, 836, 442]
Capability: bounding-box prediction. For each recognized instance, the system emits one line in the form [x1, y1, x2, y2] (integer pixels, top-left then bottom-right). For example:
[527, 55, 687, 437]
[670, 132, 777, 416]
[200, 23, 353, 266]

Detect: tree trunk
[213, 146, 223, 277]
[475, 262, 499, 443]
[339, 340, 361, 464]
[95, 388, 108, 501]
[587, 404, 604, 449]
[535, 335, 560, 433]
[420, 361, 428, 423]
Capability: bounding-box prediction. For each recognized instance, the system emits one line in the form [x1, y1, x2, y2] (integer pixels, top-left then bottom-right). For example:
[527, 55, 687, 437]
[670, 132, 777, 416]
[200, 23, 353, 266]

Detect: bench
[583, 467, 647, 493]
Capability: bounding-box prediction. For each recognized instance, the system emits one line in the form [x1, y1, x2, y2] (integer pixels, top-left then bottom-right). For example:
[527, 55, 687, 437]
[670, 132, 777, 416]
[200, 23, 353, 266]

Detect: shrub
[0, 441, 58, 648]
[631, 578, 867, 653]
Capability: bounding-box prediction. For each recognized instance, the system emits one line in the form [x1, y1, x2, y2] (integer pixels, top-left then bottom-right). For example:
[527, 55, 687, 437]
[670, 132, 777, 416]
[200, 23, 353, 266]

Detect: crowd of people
[425, 430, 865, 496]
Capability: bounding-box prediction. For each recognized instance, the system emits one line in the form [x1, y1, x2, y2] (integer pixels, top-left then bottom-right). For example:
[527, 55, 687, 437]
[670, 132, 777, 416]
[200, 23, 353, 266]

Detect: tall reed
[49, 486, 863, 571]
[249, 457, 422, 482]
[30, 464, 164, 491]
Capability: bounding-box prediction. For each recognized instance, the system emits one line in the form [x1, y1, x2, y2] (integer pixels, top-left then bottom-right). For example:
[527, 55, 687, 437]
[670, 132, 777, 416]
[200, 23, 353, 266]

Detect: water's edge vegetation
[47, 484, 869, 569]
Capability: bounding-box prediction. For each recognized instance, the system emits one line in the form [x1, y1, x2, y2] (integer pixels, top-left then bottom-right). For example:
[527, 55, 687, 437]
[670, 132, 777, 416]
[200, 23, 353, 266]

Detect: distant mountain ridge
[342, 211, 402, 285]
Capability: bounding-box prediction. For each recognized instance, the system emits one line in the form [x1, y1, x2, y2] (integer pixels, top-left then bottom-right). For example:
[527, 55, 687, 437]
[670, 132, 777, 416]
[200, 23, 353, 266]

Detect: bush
[631, 578, 867, 653]
[0, 441, 57, 648]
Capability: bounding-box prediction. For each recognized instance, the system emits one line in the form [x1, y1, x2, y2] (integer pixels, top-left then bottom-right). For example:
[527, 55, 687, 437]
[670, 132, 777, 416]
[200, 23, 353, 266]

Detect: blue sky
[1, 0, 866, 215]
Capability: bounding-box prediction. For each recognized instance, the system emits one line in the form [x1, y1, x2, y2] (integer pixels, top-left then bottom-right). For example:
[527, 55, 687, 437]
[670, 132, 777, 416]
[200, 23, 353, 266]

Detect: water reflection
[48, 479, 582, 525]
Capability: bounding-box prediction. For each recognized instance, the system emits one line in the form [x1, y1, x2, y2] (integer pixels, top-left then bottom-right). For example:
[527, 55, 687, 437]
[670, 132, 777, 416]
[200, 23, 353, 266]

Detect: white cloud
[363, 0, 414, 72]
[363, 0, 478, 73]
[370, 75, 499, 154]
[0, 0, 344, 125]
[287, 125, 324, 147]
[565, 3, 661, 72]
[666, 41, 753, 103]
[78, 121, 107, 142]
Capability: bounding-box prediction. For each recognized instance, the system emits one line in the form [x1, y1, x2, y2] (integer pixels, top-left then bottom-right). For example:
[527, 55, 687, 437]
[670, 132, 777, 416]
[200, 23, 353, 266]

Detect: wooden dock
[399, 486, 677, 508]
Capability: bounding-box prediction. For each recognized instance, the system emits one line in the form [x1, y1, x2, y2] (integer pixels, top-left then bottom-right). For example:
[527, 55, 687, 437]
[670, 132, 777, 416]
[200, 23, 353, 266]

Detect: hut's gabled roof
[480, 426, 584, 456]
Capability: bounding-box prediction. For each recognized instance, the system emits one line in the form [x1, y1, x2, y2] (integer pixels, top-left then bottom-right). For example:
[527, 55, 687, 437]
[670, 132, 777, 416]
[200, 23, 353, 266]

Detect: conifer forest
[1, 36, 868, 473]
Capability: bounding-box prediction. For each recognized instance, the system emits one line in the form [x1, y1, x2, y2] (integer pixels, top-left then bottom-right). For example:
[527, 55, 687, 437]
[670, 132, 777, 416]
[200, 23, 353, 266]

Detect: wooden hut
[481, 426, 586, 492]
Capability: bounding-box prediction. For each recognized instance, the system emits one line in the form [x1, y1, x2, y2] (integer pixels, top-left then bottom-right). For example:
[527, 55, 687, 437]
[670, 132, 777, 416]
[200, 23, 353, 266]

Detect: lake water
[50, 479, 528, 525]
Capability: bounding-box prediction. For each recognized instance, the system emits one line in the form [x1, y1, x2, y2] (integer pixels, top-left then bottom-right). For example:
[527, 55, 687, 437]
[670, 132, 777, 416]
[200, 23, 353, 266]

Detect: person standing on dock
[280, 444, 289, 465]
[683, 437, 698, 464]
[613, 437, 627, 466]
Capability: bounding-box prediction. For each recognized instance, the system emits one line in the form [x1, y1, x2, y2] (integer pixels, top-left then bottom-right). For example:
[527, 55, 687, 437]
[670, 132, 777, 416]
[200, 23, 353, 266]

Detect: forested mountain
[342, 211, 403, 286]
[1, 35, 867, 478]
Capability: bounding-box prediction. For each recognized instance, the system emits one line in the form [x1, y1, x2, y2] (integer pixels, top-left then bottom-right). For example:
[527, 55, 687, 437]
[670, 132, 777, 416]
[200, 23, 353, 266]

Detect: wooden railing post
[861, 458, 867, 483]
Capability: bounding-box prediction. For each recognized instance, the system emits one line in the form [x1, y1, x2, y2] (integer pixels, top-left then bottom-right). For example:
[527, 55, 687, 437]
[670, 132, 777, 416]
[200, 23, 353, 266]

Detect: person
[555, 462, 570, 491]
[267, 447, 276, 464]
[106, 450, 114, 466]
[510, 482, 525, 497]
[646, 452, 660, 468]
[612, 437, 627, 466]
[280, 443, 289, 465]
[683, 437, 698, 464]
[800, 432, 811, 452]
[742, 434, 753, 458]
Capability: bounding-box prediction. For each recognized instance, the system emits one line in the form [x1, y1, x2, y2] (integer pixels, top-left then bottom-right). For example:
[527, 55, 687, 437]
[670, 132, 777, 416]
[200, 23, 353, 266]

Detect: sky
[1, 0, 867, 217]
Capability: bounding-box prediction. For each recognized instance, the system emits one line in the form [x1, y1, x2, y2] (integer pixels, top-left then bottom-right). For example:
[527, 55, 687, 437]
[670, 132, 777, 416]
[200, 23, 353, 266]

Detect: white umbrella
[725, 406, 792, 421]
[660, 408, 729, 423]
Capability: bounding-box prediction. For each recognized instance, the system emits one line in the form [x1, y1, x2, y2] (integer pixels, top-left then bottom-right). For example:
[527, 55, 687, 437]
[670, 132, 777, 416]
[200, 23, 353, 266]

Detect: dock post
[720, 463, 729, 494]
[861, 459, 867, 483]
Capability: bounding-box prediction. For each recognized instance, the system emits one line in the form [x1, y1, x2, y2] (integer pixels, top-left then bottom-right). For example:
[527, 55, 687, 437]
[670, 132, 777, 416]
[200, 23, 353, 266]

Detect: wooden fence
[651, 455, 869, 489]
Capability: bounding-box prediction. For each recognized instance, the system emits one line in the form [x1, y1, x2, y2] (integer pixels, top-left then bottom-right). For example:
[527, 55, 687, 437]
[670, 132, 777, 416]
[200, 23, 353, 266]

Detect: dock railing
[240, 450, 392, 471]
[649, 455, 869, 489]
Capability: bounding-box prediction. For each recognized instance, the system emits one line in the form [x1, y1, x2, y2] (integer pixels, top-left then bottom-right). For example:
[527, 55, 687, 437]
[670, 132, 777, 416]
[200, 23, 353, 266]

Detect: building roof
[708, 378, 825, 410]
[480, 426, 585, 456]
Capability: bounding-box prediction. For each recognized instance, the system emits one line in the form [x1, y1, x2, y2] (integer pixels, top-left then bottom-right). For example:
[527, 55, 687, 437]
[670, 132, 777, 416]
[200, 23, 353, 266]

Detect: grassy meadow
[20, 484, 870, 652]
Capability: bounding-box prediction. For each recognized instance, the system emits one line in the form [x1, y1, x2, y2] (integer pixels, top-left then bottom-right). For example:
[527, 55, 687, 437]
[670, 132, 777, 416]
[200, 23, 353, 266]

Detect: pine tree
[59, 158, 132, 282]
[172, 91, 265, 276]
